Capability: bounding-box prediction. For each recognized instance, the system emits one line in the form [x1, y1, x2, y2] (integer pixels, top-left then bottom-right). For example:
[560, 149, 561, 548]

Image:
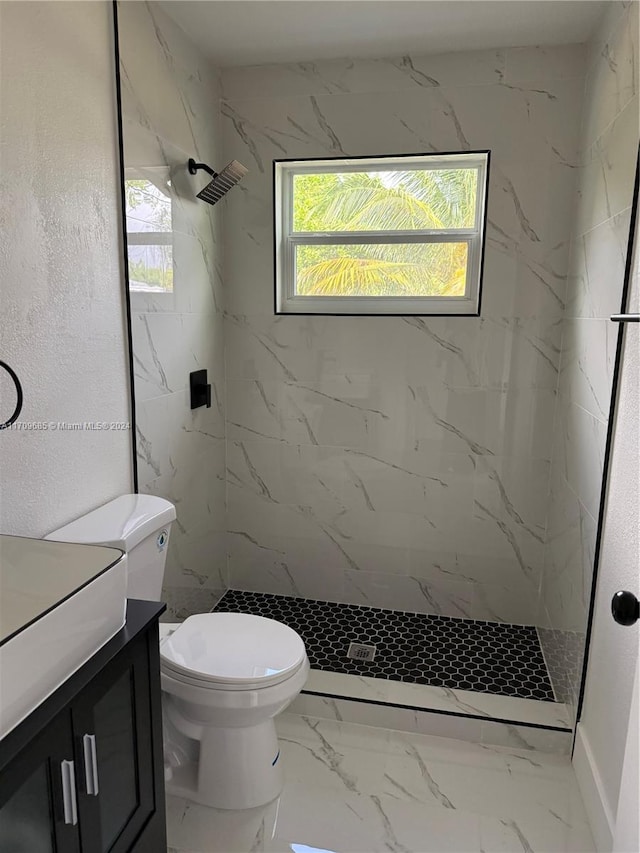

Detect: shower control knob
[611, 590, 639, 626]
[189, 369, 211, 410]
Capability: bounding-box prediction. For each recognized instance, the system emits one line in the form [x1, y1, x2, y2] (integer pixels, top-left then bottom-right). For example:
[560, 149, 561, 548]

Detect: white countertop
[0, 535, 123, 646]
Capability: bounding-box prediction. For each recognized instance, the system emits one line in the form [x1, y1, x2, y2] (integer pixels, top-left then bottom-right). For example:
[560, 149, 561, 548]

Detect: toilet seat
[160, 612, 306, 689]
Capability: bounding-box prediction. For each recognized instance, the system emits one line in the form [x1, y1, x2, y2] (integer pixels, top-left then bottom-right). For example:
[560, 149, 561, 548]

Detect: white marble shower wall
[117, 2, 227, 618]
[538, 1, 639, 719]
[221, 45, 586, 623]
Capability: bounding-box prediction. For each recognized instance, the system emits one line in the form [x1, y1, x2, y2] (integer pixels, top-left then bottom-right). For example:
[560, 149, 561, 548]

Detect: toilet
[45, 494, 309, 810]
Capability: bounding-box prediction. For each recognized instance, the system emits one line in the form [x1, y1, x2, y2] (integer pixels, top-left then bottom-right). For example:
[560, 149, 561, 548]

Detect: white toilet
[46, 494, 309, 810]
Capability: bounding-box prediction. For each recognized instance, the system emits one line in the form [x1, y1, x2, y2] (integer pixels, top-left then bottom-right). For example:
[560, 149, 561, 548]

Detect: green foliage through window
[291, 167, 477, 297]
[125, 176, 174, 293]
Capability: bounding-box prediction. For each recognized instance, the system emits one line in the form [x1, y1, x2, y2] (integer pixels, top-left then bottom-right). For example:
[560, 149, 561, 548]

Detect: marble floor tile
[166, 713, 594, 853]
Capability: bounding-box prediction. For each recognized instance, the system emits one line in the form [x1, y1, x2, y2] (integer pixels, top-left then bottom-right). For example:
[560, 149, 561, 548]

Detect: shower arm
[188, 158, 217, 178]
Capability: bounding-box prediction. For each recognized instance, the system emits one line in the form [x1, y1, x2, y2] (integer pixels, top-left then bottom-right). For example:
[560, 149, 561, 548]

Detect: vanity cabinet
[0, 600, 166, 853]
[0, 715, 79, 852]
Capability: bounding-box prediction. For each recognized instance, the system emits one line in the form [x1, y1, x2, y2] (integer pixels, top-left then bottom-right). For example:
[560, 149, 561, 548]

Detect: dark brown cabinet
[0, 601, 166, 853]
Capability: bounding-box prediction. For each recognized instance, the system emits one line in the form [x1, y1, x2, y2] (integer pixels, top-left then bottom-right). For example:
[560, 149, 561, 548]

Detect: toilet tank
[45, 495, 176, 601]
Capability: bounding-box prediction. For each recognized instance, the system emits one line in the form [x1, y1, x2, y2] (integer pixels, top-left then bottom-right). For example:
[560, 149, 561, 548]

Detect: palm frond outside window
[275, 152, 489, 315]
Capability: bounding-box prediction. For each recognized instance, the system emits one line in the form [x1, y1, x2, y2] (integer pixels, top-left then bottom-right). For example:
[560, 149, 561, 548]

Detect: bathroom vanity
[0, 536, 167, 852]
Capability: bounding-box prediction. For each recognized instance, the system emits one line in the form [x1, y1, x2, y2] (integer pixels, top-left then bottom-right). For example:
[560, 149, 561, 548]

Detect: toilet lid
[160, 613, 307, 687]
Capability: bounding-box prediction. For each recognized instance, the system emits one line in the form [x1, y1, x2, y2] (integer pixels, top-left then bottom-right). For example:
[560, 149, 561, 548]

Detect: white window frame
[274, 151, 489, 316]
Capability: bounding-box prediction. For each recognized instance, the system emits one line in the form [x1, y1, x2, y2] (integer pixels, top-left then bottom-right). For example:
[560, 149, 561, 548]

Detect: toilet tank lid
[44, 495, 176, 552]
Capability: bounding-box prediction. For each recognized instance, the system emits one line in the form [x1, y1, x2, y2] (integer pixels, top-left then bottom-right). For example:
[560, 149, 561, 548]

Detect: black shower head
[188, 157, 248, 205]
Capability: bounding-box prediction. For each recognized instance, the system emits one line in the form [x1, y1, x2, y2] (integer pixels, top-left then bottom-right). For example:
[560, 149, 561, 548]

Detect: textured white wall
[0, 2, 132, 536]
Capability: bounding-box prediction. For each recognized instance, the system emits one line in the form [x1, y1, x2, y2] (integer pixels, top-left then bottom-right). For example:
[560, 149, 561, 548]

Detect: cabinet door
[72, 639, 155, 853]
[0, 713, 80, 853]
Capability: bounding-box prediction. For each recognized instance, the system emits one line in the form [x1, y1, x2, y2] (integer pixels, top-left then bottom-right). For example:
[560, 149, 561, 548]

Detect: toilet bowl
[45, 495, 309, 811]
[160, 613, 309, 810]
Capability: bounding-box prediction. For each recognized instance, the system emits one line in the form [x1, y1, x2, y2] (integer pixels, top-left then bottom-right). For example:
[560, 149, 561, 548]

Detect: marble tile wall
[538, 1, 639, 722]
[220, 44, 586, 623]
[117, 2, 227, 617]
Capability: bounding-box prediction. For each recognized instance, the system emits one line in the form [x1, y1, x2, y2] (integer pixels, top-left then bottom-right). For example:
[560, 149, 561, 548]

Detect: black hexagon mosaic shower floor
[213, 590, 556, 701]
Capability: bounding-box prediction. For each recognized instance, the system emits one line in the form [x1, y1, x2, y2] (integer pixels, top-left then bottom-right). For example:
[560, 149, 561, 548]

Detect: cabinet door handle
[60, 759, 78, 825]
[82, 733, 100, 796]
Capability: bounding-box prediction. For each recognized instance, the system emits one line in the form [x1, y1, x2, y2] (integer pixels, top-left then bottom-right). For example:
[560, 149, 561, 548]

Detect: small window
[274, 151, 489, 315]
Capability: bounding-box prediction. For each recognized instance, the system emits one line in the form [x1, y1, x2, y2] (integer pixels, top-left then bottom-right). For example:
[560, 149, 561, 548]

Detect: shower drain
[347, 642, 377, 662]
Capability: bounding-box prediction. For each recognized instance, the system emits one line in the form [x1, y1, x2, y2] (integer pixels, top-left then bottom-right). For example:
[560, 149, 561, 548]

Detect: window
[125, 168, 173, 294]
[274, 151, 489, 315]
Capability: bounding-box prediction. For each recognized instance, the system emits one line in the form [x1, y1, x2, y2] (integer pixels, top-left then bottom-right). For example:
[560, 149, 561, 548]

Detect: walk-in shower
[116, 0, 639, 749]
